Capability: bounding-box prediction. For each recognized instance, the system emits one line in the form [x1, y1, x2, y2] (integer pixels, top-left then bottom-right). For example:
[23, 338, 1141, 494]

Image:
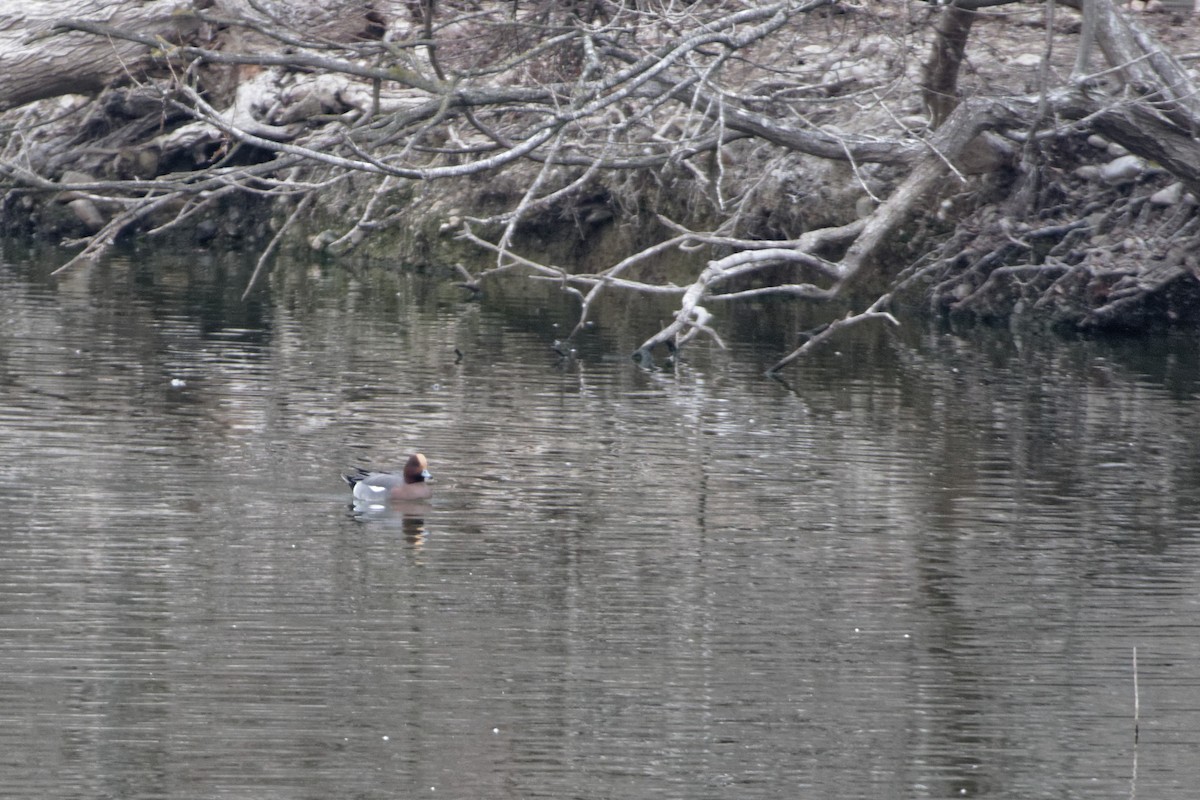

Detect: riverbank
[2, 0, 1199, 358]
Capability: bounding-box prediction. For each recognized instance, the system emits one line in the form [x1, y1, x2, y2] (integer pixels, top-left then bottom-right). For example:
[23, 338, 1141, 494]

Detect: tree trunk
[0, 1, 391, 112]
[921, 4, 976, 129]
[0, 1, 199, 111]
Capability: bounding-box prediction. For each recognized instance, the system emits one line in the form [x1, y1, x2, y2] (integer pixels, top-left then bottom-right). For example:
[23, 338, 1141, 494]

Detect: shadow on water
[2, 245, 1200, 798]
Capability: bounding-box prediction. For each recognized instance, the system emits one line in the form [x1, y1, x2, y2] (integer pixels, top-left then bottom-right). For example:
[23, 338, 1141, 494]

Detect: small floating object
[169, 378, 187, 388]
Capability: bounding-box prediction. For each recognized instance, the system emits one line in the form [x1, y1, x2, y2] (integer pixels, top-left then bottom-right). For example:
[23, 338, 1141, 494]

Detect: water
[3, 245, 1200, 798]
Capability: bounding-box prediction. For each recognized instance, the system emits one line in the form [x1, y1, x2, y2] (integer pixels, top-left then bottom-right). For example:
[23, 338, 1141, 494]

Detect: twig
[765, 309, 899, 376]
[242, 190, 316, 300]
[51, 191, 177, 275]
[568, 234, 692, 337]
[457, 225, 584, 300]
[1133, 646, 1140, 745]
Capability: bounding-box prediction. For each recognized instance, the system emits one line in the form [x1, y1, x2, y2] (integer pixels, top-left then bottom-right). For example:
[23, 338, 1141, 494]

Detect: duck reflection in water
[348, 502, 429, 547]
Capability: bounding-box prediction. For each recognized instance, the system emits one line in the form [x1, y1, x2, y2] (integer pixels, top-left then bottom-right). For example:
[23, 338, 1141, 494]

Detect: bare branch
[766, 310, 900, 376]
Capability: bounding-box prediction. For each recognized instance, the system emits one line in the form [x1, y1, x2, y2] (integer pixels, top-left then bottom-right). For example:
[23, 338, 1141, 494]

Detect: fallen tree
[0, 0, 1197, 372]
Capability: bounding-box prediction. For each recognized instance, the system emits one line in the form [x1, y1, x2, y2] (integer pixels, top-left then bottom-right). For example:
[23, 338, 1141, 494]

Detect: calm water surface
[3, 246, 1200, 799]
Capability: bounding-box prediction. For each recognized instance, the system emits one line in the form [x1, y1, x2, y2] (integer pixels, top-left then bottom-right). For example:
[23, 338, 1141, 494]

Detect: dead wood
[1, 0, 1199, 374]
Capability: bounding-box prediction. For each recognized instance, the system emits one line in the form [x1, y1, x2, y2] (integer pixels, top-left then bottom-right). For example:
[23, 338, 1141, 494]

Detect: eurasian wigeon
[344, 453, 433, 502]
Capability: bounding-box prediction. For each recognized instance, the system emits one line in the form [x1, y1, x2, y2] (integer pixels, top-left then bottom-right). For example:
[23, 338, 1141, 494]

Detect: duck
[344, 453, 433, 502]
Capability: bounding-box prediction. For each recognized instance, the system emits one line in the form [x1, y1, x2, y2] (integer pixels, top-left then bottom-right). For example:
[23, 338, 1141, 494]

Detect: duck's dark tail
[343, 468, 371, 488]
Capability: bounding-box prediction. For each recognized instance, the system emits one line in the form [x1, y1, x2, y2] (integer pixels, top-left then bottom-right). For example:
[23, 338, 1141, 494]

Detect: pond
[3, 244, 1200, 799]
